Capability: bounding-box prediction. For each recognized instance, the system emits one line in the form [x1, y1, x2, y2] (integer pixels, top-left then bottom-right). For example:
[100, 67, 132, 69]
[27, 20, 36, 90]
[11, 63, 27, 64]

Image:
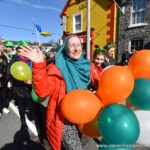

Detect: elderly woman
[18, 35, 96, 150]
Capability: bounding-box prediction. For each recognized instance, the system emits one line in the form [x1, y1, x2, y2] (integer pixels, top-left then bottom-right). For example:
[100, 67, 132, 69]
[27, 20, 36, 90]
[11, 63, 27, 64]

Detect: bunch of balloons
[60, 49, 150, 148]
[127, 50, 150, 147]
[128, 50, 150, 110]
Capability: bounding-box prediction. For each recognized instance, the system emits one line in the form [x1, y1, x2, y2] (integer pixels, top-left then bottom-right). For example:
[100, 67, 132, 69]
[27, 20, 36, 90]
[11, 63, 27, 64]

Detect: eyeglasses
[67, 44, 82, 50]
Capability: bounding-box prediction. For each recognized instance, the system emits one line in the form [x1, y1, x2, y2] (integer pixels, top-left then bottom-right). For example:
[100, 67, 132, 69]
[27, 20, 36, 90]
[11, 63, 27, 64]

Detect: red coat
[33, 61, 66, 150]
[32, 61, 96, 150]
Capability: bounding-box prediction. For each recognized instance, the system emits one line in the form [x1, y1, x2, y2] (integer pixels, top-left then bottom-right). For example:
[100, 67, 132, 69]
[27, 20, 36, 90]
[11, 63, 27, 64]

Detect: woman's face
[94, 54, 104, 67]
[67, 36, 82, 59]
[49, 52, 54, 58]
[107, 47, 115, 57]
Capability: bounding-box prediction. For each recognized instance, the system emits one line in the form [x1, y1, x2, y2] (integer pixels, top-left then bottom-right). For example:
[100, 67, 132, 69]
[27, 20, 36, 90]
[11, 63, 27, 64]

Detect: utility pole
[86, 0, 90, 60]
[32, 17, 41, 46]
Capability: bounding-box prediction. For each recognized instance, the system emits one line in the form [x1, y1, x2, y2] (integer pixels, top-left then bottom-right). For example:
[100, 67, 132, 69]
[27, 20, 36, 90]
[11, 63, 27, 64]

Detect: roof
[60, 0, 71, 18]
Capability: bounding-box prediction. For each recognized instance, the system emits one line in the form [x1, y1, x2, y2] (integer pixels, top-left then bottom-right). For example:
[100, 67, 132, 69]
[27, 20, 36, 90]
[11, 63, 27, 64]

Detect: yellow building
[60, 0, 117, 59]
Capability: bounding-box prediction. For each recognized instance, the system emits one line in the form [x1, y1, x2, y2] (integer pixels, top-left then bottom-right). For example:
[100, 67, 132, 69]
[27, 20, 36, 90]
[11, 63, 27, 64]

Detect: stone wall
[117, 0, 150, 63]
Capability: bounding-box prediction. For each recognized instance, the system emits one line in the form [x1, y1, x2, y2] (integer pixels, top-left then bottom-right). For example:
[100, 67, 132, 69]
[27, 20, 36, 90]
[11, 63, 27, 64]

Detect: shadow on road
[1, 127, 46, 150]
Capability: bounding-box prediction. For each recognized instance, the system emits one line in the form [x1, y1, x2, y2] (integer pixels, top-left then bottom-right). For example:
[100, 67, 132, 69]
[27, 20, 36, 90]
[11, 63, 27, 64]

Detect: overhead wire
[0, 24, 61, 35]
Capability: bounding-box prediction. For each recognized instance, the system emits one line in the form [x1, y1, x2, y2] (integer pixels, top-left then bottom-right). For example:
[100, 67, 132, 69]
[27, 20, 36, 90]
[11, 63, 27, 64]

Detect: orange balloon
[128, 50, 150, 79]
[96, 66, 134, 105]
[60, 90, 103, 124]
[124, 65, 128, 69]
[78, 115, 100, 137]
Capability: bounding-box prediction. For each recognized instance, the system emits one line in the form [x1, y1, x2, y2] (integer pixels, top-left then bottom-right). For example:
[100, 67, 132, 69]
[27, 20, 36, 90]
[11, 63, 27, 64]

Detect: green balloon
[31, 89, 45, 103]
[99, 139, 134, 150]
[10, 61, 32, 81]
[98, 104, 139, 145]
[128, 78, 150, 110]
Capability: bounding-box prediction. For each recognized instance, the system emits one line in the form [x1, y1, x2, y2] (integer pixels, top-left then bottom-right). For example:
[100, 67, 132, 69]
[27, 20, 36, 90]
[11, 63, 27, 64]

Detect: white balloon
[134, 110, 150, 147]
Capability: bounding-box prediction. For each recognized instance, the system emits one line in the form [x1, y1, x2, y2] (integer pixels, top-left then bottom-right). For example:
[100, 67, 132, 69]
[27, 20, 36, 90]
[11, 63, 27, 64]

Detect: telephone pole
[86, 0, 91, 60]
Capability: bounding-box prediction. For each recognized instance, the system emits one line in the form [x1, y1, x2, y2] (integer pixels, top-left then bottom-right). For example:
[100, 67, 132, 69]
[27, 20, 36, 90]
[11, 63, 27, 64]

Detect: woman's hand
[18, 46, 44, 63]
[24, 80, 32, 85]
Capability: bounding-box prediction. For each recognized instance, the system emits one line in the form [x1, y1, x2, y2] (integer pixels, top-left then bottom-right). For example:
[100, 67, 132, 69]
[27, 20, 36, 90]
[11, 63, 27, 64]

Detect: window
[73, 13, 82, 33]
[130, 39, 144, 51]
[131, 0, 147, 25]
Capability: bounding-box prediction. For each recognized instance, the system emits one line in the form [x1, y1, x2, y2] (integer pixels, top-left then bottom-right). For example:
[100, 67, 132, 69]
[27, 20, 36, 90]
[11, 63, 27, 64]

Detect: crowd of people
[0, 40, 56, 148]
[0, 35, 136, 150]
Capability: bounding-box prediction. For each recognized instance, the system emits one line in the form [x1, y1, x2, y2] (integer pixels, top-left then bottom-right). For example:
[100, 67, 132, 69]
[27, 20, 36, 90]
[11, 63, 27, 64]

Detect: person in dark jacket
[7, 40, 33, 128]
[0, 44, 10, 116]
[121, 49, 131, 66]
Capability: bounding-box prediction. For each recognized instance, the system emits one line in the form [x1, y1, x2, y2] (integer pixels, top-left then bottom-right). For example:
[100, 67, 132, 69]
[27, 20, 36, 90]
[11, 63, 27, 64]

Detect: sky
[0, 0, 67, 43]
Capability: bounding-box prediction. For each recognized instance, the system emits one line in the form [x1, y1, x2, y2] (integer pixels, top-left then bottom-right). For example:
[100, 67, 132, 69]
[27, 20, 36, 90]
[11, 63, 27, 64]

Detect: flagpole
[32, 17, 41, 46]
[86, 0, 90, 60]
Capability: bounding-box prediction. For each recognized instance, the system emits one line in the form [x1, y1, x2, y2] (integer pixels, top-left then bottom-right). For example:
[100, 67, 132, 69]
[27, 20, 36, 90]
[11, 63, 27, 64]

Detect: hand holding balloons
[24, 80, 32, 85]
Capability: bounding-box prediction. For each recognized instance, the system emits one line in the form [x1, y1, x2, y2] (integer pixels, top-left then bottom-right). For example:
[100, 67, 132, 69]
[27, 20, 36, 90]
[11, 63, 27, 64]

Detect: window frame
[129, 39, 144, 51]
[130, 0, 147, 27]
[73, 12, 82, 33]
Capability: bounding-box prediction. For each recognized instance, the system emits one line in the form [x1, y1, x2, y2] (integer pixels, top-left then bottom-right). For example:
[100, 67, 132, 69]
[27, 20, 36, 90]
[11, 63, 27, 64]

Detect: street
[0, 101, 98, 150]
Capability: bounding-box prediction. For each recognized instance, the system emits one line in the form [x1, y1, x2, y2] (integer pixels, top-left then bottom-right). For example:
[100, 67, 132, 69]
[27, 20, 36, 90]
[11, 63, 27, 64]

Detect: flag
[39, 32, 52, 37]
[35, 24, 42, 32]
[35, 24, 51, 37]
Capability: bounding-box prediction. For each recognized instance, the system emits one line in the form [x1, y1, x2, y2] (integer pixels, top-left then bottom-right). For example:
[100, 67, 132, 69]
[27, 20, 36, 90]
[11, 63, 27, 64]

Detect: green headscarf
[56, 35, 91, 93]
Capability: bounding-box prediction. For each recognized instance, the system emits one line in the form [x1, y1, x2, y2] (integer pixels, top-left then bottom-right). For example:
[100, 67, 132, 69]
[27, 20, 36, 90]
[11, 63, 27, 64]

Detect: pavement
[0, 102, 46, 150]
[0, 100, 98, 150]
